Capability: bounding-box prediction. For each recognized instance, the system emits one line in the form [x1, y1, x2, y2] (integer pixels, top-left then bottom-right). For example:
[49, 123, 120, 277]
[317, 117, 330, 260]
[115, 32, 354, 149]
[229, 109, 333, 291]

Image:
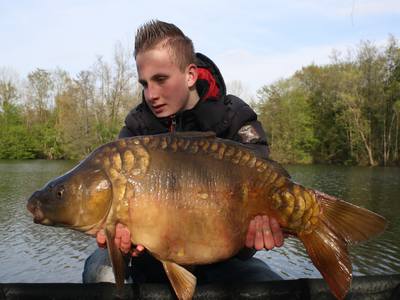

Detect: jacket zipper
[169, 115, 177, 132]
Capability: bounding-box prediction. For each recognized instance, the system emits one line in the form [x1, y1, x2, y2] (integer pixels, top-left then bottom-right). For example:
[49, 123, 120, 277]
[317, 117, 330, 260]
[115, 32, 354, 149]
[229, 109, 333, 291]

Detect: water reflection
[0, 161, 399, 282]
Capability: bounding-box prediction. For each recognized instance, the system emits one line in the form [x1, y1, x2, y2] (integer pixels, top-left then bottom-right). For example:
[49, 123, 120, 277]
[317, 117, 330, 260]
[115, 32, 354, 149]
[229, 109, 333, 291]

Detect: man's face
[136, 46, 197, 118]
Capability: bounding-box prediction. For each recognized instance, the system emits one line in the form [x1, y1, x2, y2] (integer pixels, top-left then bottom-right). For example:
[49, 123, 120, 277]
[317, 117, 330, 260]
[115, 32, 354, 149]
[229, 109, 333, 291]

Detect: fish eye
[56, 186, 64, 198]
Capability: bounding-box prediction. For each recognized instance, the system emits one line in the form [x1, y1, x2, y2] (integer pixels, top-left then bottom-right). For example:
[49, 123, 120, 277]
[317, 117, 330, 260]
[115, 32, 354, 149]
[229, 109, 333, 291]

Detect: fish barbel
[27, 132, 387, 300]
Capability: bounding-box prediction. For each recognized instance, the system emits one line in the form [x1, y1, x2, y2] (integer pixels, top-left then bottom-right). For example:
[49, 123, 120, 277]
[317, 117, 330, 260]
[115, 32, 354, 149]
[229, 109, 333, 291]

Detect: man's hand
[96, 223, 145, 257]
[245, 215, 284, 250]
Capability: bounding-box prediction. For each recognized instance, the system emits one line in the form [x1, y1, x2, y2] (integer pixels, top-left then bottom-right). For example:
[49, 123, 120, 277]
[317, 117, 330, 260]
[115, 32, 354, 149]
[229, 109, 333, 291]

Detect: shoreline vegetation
[1, 37, 400, 166]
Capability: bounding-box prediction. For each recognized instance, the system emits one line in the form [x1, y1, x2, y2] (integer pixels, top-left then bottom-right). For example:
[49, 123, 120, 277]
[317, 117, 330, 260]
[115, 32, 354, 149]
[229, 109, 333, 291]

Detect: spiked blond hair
[134, 20, 196, 71]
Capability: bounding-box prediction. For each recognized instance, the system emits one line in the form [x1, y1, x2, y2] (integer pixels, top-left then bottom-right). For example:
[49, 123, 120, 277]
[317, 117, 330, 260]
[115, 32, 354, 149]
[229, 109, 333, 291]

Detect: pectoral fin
[161, 261, 196, 300]
[104, 227, 126, 291]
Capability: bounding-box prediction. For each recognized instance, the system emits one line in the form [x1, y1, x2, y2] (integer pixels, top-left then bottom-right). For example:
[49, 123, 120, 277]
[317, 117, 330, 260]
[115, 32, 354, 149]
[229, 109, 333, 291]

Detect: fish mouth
[36, 218, 54, 226]
[26, 201, 52, 225]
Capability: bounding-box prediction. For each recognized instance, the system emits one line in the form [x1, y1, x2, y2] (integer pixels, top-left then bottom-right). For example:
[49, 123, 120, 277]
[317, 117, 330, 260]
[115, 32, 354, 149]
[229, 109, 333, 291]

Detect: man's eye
[156, 77, 167, 83]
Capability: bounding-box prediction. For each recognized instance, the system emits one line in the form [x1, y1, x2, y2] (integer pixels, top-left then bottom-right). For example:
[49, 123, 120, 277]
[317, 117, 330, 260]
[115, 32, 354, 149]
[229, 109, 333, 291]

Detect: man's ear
[186, 64, 198, 88]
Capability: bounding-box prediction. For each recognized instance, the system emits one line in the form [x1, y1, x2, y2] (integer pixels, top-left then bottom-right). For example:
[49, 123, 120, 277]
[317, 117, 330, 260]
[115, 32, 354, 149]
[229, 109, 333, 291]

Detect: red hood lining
[197, 67, 220, 100]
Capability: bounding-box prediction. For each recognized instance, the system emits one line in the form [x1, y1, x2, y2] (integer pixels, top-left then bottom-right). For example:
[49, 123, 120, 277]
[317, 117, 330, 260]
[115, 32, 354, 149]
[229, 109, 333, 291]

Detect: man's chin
[154, 111, 172, 118]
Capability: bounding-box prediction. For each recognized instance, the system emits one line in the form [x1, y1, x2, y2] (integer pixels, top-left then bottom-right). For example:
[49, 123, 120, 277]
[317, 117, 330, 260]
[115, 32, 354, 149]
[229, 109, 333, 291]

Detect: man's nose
[146, 84, 159, 101]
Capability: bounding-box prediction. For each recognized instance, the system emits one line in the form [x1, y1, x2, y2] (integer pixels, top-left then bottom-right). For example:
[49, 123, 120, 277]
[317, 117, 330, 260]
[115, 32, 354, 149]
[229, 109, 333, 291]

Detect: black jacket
[119, 53, 269, 158]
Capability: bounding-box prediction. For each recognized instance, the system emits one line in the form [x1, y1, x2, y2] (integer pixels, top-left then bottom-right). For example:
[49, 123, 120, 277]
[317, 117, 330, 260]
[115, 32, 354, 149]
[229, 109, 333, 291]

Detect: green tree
[256, 78, 316, 163]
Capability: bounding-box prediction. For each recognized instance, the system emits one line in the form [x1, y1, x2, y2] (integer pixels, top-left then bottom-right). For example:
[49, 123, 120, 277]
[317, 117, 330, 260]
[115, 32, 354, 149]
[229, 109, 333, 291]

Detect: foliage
[255, 36, 400, 166]
[0, 44, 140, 160]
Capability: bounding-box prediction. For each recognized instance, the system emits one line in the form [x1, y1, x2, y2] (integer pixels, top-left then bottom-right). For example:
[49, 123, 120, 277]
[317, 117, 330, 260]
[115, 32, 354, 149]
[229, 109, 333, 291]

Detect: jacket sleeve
[225, 95, 270, 159]
[118, 126, 135, 138]
[118, 105, 144, 139]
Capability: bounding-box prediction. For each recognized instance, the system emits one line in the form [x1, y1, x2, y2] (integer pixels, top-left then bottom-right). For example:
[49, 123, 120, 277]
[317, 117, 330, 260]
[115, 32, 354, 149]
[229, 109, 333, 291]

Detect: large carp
[27, 132, 387, 300]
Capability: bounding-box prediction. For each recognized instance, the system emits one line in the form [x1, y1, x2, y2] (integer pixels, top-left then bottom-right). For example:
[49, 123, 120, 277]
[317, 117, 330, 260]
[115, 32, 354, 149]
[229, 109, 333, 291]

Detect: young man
[83, 20, 284, 284]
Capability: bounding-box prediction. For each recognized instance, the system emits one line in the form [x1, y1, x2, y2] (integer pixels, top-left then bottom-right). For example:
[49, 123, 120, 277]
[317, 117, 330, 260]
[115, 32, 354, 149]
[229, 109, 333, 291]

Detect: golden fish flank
[160, 137, 168, 150]
[239, 152, 251, 166]
[291, 195, 305, 222]
[117, 139, 127, 148]
[282, 191, 295, 216]
[177, 248, 185, 257]
[223, 146, 235, 160]
[122, 150, 135, 173]
[272, 193, 282, 209]
[216, 142, 226, 159]
[273, 176, 286, 189]
[169, 138, 178, 152]
[188, 141, 199, 154]
[200, 140, 210, 152]
[247, 156, 257, 168]
[303, 190, 314, 211]
[197, 193, 209, 200]
[129, 145, 150, 176]
[231, 149, 242, 164]
[142, 136, 151, 145]
[302, 206, 314, 229]
[256, 161, 267, 172]
[111, 153, 122, 172]
[146, 136, 160, 149]
[241, 184, 249, 204]
[258, 170, 274, 189]
[210, 142, 219, 153]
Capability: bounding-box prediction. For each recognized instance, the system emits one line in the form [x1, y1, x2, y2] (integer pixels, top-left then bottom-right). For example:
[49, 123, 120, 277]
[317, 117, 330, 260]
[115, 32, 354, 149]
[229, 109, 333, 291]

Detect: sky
[1, 0, 400, 98]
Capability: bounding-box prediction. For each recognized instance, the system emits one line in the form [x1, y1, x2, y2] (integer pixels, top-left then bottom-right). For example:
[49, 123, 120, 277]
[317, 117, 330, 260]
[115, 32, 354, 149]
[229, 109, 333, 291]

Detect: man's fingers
[114, 223, 125, 248]
[115, 223, 123, 239]
[96, 229, 107, 248]
[120, 228, 131, 254]
[245, 219, 256, 248]
[270, 217, 284, 247]
[131, 244, 145, 257]
[262, 215, 275, 250]
[254, 216, 264, 250]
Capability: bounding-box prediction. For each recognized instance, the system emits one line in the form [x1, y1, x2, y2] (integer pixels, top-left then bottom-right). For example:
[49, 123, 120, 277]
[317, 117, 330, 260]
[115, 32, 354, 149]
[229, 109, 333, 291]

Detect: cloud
[284, 0, 400, 18]
[344, 0, 400, 16]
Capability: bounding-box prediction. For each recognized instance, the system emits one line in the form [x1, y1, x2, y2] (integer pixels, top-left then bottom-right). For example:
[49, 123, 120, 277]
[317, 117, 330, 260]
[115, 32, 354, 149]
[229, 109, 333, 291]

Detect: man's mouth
[152, 104, 166, 114]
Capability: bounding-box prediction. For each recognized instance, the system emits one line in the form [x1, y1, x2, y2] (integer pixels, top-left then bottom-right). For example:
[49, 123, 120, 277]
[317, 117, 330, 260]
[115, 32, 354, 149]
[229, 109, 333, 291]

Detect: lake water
[0, 160, 399, 283]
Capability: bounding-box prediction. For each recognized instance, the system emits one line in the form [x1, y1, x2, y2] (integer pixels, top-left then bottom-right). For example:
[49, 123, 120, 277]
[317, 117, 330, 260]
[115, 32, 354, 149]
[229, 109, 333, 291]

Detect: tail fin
[299, 191, 387, 300]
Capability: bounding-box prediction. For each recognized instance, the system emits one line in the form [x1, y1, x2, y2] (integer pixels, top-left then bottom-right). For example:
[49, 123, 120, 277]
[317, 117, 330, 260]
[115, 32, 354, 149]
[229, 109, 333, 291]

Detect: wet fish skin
[27, 132, 387, 300]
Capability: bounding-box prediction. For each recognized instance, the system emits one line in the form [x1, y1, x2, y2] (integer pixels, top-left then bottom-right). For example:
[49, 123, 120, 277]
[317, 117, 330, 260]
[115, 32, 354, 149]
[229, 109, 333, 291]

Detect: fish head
[27, 163, 112, 232]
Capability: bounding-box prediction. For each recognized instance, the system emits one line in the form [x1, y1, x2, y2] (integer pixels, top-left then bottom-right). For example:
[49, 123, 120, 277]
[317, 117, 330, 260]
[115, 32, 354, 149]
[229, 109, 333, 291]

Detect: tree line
[0, 43, 141, 160]
[1, 37, 399, 166]
[254, 35, 400, 166]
